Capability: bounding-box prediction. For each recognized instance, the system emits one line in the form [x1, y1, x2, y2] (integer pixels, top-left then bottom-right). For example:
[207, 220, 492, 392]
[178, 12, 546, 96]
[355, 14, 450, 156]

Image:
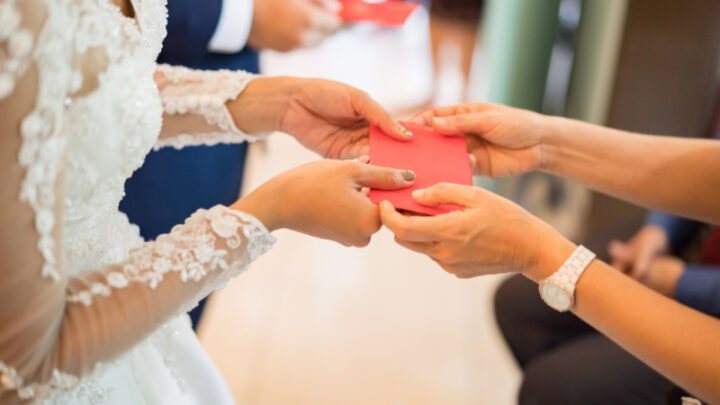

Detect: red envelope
[338, 0, 419, 27]
[369, 122, 473, 216]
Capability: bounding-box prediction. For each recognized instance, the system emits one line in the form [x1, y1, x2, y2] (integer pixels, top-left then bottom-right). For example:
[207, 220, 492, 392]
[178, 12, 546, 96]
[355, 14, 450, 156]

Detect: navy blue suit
[119, 0, 259, 329]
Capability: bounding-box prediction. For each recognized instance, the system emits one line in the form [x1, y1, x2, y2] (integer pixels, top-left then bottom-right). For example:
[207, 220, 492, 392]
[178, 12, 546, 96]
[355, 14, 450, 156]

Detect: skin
[248, 0, 342, 52]
[378, 103, 720, 402]
[608, 224, 670, 279]
[233, 159, 415, 247]
[227, 76, 413, 159]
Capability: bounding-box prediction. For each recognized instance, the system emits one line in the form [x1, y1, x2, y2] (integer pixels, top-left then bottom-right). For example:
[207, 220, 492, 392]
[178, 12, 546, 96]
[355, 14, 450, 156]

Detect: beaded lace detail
[0, 0, 275, 403]
[155, 64, 271, 150]
[67, 206, 275, 307]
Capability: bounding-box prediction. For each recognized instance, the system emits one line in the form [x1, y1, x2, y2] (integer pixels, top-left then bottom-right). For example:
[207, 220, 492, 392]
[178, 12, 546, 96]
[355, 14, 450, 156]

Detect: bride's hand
[228, 77, 413, 159]
[231, 160, 416, 247]
[409, 103, 551, 178]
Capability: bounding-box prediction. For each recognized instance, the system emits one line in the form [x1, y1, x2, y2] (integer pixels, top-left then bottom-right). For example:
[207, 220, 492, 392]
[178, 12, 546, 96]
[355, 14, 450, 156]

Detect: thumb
[412, 182, 481, 208]
[432, 113, 488, 136]
[351, 91, 412, 141]
[353, 164, 416, 190]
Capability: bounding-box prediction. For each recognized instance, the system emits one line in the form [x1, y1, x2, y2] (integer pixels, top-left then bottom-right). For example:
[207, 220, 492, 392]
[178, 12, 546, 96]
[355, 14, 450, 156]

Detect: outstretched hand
[379, 182, 575, 280]
[233, 159, 416, 247]
[230, 77, 413, 159]
[410, 103, 548, 178]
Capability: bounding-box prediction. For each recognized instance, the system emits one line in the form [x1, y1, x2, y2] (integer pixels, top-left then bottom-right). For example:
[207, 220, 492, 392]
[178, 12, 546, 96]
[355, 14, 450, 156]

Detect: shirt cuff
[675, 265, 720, 317]
[208, 0, 254, 54]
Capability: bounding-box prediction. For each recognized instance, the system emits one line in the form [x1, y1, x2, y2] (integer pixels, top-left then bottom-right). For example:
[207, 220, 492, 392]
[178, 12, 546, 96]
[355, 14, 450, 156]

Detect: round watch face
[540, 281, 572, 311]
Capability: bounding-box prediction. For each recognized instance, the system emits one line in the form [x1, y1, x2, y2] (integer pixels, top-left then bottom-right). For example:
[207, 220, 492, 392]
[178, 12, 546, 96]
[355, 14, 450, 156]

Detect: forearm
[541, 117, 720, 224]
[526, 239, 720, 403]
[154, 67, 294, 148]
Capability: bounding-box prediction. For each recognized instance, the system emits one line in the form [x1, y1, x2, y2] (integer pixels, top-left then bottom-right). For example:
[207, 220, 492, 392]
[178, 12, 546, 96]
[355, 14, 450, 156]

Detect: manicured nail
[401, 170, 416, 181]
[433, 117, 447, 126]
[412, 189, 425, 199]
[398, 124, 413, 138]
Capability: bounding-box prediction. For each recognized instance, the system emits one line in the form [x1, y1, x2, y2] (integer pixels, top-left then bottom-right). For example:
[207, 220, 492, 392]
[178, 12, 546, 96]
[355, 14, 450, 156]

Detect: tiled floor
[198, 12, 520, 404]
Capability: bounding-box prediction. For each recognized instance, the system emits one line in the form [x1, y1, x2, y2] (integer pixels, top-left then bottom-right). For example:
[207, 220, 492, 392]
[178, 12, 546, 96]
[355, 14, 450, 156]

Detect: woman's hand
[379, 183, 575, 280]
[248, 0, 342, 52]
[229, 77, 413, 159]
[232, 160, 416, 247]
[409, 103, 552, 178]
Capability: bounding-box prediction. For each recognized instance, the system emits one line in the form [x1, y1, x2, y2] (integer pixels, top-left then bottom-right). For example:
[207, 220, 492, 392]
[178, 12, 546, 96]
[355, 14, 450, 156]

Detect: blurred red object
[337, 0, 419, 27]
[369, 122, 472, 216]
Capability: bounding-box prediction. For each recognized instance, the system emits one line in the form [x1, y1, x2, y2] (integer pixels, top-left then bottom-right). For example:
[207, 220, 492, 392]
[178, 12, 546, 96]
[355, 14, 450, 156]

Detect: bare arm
[379, 183, 720, 403]
[527, 239, 720, 403]
[413, 103, 720, 224]
[542, 117, 720, 224]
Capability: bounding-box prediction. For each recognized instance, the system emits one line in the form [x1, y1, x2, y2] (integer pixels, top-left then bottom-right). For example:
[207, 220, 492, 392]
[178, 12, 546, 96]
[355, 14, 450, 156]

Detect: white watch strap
[547, 245, 596, 296]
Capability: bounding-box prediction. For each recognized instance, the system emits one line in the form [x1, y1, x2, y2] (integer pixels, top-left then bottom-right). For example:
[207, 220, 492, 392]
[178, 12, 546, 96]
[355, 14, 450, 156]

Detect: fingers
[409, 103, 495, 126]
[352, 164, 415, 190]
[394, 235, 436, 255]
[630, 245, 654, 279]
[358, 155, 370, 164]
[412, 182, 481, 208]
[379, 201, 446, 242]
[608, 240, 631, 273]
[431, 113, 491, 136]
[309, 10, 341, 35]
[352, 91, 412, 141]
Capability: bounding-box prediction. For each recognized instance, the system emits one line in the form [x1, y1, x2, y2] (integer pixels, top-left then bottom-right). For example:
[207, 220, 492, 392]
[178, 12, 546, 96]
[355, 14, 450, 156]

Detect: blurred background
[195, 0, 720, 403]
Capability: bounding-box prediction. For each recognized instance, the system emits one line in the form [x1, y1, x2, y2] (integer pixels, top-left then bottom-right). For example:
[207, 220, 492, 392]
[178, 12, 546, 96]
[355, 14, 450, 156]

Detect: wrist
[226, 76, 294, 134]
[230, 183, 286, 233]
[537, 115, 569, 174]
[522, 225, 577, 283]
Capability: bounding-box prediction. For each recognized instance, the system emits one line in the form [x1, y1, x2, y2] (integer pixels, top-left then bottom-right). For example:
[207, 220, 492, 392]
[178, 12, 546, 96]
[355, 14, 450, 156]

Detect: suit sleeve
[160, 0, 225, 63]
[675, 265, 720, 317]
[645, 211, 703, 253]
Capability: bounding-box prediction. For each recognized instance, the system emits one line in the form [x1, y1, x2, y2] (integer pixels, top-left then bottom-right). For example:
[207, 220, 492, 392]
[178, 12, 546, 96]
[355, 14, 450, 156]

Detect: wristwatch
[538, 245, 596, 312]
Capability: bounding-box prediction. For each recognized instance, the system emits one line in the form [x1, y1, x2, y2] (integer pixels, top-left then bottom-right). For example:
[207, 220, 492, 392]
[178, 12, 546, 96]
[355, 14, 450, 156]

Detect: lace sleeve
[154, 64, 272, 150]
[0, 2, 275, 403]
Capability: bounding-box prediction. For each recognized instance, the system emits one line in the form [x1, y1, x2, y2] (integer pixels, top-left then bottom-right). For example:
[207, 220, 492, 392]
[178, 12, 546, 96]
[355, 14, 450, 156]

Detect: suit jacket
[160, 0, 259, 71]
[121, 0, 260, 239]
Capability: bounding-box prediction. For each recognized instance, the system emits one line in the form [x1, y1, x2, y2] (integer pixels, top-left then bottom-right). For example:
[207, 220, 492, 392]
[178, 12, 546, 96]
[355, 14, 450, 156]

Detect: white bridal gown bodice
[0, 0, 275, 403]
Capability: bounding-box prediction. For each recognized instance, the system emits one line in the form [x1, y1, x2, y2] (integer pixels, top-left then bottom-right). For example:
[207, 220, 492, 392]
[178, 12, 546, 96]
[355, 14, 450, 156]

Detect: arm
[378, 183, 720, 403]
[155, 66, 413, 157]
[0, 4, 412, 402]
[411, 103, 720, 224]
[542, 116, 720, 224]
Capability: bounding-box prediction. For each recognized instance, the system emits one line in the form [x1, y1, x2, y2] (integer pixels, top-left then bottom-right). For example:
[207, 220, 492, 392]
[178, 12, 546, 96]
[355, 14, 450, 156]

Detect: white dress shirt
[208, 0, 254, 53]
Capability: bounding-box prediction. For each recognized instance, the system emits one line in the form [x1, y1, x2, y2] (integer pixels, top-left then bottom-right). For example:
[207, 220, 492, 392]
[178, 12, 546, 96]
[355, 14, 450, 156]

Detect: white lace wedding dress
[0, 0, 275, 403]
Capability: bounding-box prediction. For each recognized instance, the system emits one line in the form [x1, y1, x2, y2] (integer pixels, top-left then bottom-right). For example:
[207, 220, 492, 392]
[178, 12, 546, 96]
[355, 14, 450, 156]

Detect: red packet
[369, 122, 472, 216]
[338, 0, 419, 27]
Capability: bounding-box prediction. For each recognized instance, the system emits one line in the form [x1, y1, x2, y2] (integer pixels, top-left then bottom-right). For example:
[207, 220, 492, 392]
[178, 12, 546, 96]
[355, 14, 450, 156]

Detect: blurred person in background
[428, 0, 484, 104]
[494, 99, 720, 404]
[120, 0, 342, 330]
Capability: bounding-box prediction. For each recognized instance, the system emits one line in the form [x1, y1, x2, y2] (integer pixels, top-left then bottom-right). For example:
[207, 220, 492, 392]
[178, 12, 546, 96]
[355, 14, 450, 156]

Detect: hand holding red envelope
[369, 122, 473, 216]
[338, 0, 419, 27]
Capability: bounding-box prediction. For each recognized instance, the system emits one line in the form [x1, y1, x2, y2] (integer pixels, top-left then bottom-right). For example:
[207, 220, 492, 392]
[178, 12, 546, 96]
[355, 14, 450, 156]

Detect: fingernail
[412, 189, 424, 199]
[433, 117, 447, 126]
[398, 125, 413, 138]
[401, 170, 416, 181]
